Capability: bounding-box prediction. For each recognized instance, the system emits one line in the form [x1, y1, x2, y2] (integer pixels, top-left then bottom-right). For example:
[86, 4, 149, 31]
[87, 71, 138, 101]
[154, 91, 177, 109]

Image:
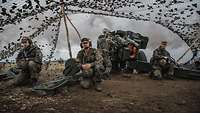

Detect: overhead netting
[0, 0, 199, 61]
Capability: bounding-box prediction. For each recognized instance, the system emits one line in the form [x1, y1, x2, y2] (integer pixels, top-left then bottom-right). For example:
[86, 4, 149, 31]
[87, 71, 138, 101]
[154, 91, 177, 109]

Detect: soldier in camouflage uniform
[97, 28, 113, 76]
[97, 28, 113, 51]
[77, 38, 104, 91]
[97, 28, 117, 60]
[151, 41, 174, 80]
[13, 36, 43, 86]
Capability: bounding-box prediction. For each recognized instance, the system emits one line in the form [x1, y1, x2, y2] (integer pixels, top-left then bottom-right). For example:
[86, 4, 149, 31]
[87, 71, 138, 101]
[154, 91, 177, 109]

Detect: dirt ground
[0, 67, 200, 113]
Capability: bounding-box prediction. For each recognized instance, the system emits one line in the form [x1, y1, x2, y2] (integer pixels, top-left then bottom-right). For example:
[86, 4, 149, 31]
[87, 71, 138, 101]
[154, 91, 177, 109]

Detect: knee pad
[28, 61, 37, 67]
[80, 79, 91, 89]
[153, 69, 162, 78]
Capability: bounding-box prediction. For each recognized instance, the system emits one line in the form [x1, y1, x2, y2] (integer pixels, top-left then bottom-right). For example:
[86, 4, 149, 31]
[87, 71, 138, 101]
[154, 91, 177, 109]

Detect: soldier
[150, 41, 174, 80]
[124, 42, 139, 74]
[97, 28, 111, 50]
[77, 38, 104, 91]
[115, 34, 128, 70]
[97, 28, 118, 71]
[13, 36, 43, 86]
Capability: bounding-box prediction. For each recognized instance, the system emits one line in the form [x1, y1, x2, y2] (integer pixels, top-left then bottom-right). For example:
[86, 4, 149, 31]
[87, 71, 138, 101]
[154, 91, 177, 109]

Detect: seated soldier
[150, 41, 174, 80]
[13, 36, 43, 86]
[123, 42, 139, 75]
[76, 38, 104, 91]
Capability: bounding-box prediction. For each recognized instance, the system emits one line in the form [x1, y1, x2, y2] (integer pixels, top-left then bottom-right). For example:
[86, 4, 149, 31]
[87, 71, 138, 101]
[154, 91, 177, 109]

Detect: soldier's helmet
[21, 36, 32, 45]
[80, 38, 92, 48]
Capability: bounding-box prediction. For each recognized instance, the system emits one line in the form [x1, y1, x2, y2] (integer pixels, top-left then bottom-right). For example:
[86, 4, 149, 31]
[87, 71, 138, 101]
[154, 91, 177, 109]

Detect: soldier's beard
[84, 47, 90, 49]
[23, 45, 31, 50]
[159, 46, 165, 50]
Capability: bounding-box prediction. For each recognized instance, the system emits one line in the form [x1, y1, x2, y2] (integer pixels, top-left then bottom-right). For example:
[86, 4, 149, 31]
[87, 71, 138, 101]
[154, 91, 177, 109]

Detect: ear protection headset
[80, 38, 92, 48]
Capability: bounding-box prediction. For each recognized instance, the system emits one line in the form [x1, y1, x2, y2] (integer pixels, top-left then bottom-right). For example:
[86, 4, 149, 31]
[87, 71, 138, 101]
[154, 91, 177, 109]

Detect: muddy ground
[0, 68, 200, 113]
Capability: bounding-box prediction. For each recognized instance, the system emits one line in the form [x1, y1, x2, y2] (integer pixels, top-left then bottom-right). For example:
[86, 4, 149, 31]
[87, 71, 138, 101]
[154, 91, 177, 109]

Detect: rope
[65, 14, 82, 40]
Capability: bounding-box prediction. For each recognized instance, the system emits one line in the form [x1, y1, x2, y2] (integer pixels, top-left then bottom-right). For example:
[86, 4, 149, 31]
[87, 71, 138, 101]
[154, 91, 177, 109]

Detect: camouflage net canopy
[0, 0, 200, 61]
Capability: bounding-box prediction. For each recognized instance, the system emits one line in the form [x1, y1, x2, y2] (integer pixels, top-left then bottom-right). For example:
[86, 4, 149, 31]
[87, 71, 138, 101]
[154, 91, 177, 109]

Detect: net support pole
[60, 0, 72, 58]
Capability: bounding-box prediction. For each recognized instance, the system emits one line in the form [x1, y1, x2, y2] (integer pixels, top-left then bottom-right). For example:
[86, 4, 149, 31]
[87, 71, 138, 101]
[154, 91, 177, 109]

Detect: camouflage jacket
[76, 48, 103, 69]
[152, 47, 171, 65]
[97, 35, 109, 51]
[16, 45, 43, 64]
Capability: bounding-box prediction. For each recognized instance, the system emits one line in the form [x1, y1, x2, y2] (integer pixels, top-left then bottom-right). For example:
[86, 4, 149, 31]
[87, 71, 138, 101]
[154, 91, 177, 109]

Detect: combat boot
[95, 82, 102, 92]
[80, 78, 91, 89]
[167, 69, 175, 80]
[133, 69, 138, 74]
[152, 69, 162, 80]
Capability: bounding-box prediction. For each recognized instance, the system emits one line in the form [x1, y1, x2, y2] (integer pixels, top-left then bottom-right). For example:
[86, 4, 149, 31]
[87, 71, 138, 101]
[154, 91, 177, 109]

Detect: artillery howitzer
[98, 30, 149, 72]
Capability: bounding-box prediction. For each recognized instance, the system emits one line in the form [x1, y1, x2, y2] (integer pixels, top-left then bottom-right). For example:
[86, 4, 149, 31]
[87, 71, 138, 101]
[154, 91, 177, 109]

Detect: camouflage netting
[0, 0, 199, 61]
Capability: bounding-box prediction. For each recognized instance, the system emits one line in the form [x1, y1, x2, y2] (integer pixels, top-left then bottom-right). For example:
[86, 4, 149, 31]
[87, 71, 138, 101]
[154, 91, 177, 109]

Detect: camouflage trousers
[124, 58, 137, 73]
[79, 68, 102, 89]
[152, 63, 174, 79]
[14, 61, 42, 86]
